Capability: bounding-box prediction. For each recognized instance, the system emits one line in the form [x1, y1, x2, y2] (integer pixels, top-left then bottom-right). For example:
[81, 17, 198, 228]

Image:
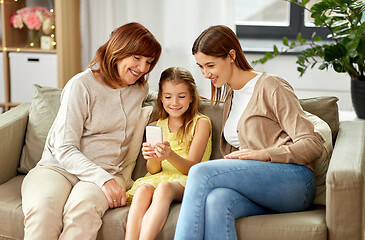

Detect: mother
[21, 22, 161, 240]
[174, 25, 326, 240]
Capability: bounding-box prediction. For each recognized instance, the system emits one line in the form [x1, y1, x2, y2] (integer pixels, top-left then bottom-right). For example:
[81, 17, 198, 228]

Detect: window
[235, 0, 329, 40]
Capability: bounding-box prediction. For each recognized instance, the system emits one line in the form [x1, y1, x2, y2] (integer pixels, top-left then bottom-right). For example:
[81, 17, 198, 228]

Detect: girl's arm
[154, 117, 211, 175]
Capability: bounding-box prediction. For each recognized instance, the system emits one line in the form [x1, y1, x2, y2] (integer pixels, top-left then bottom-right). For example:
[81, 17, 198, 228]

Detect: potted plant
[253, 0, 365, 118]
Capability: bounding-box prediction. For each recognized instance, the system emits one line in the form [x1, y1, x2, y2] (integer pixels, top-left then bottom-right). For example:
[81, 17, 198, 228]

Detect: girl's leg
[205, 188, 267, 240]
[59, 181, 109, 240]
[21, 166, 74, 240]
[139, 181, 184, 240]
[174, 159, 316, 240]
[125, 184, 155, 240]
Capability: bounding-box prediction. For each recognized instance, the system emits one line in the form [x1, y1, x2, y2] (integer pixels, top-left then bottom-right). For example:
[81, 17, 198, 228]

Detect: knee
[23, 197, 63, 225]
[154, 182, 174, 200]
[134, 184, 155, 202]
[206, 188, 230, 208]
[188, 162, 211, 179]
[65, 190, 107, 217]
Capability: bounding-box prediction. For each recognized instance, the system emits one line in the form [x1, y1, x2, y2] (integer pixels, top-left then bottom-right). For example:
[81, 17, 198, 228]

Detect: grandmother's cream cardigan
[38, 68, 148, 188]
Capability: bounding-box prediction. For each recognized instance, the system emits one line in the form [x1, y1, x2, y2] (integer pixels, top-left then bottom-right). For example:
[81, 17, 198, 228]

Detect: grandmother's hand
[224, 149, 270, 161]
[101, 179, 126, 208]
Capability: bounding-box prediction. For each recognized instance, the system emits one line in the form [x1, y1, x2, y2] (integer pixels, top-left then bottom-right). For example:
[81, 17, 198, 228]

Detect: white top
[223, 72, 262, 148]
[38, 68, 148, 188]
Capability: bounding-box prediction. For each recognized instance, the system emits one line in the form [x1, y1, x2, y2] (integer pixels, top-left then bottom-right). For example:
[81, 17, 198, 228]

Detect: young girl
[125, 67, 212, 240]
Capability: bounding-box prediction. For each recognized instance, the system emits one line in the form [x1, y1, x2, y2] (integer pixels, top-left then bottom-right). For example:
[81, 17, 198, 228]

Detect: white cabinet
[9, 52, 57, 103]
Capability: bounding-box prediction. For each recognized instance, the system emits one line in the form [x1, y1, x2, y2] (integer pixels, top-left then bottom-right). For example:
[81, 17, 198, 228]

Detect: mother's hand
[224, 149, 270, 162]
[101, 179, 126, 208]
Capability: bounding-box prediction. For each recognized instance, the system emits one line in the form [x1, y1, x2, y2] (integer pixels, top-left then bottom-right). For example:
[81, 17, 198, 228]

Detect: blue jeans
[174, 159, 316, 240]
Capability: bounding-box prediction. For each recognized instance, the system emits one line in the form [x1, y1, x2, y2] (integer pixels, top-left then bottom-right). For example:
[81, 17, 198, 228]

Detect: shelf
[0, 0, 81, 112]
[4, 47, 57, 53]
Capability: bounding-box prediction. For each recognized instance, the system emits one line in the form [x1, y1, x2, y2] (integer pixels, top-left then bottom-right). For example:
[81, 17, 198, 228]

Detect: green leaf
[333, 60, 346, 73]
[296, 33, 302, 43]
[313, 36, 322, 42]
[297, 67, 305, 73]
[318, 63, 327, 70]
[273, 45, 279, 55]
[283, 37, 289, 46]
[265, 52, 273, 59]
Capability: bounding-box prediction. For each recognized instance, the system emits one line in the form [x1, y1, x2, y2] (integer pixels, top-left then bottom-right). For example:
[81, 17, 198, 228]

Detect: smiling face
[161, 81, 192, 119]
[194, 51, 235, 89]
[116, 55, 155, 87]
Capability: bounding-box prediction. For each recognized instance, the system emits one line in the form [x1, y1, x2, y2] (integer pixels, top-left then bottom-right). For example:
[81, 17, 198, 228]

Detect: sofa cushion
[18, 85, 61, 174]
[305, 111, 333, 205]
[236, 206, 327, 240]
[0, 175, 25, 240]
[299, 96, 339, 142]
[200, 99, 224, 160]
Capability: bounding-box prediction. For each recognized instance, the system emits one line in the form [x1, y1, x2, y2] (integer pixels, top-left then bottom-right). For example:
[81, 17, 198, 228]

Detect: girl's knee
[154, 182, 174, 199]
[135, 184, 155, 197]
[133, 184, 155, 202]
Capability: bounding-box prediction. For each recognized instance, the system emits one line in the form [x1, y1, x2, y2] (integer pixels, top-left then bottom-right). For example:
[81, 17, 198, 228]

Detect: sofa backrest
[17, 85, 340, 201]
[132, 95, 339, 181]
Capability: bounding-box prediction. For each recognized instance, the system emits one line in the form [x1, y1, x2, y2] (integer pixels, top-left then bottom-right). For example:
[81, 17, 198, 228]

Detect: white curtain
[80, 0, 235, 98]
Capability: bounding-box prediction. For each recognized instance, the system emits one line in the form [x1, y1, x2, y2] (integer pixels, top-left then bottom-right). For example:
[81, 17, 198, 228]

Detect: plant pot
[351, 78, 365, 119]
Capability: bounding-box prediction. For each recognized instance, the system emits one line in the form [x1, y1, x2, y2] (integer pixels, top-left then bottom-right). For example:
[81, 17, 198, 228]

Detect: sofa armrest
[0, 103, 30, 184]
[326, 120, 365, 240]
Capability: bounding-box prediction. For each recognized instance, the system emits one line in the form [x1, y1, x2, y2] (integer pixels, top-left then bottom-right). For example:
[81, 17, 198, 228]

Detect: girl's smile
[161, 82, 192, 119]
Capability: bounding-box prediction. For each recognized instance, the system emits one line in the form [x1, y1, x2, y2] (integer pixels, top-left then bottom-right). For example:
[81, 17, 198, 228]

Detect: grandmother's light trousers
[174, 159, 316, 240]
[21, 166, 109, 240]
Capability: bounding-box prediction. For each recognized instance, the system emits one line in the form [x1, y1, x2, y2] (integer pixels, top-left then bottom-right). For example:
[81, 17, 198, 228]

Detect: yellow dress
[126, 114, 212, 202]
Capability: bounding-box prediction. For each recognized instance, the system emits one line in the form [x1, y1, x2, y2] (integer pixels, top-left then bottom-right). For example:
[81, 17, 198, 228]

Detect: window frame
[236, 1, 330, 40]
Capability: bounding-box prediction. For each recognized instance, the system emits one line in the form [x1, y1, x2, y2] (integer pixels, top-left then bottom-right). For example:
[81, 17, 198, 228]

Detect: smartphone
[146, 126, 163, 146]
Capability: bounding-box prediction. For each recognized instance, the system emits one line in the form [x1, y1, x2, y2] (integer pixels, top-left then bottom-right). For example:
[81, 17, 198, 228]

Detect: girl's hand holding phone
[153, 141, 172, 159]
[142, 142, 161, 161]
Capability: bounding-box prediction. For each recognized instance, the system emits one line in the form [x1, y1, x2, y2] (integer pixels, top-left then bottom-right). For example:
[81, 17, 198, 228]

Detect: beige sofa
[0, 85, 364, 240]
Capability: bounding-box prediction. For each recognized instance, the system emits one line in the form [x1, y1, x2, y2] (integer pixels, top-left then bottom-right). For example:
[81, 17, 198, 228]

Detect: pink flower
[24, 12, 42, 30]
[10, 13, 23, 29]
[10, 6, 55, 34]
[18, 7, 31, 20]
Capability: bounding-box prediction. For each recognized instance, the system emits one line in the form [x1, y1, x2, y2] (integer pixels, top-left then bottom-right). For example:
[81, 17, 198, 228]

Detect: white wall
[245, 53, 353, 111]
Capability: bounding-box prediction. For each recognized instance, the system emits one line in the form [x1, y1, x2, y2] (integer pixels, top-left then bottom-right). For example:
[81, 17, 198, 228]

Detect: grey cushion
[299, 96, 339, 142]
[18, 85, 61, 174]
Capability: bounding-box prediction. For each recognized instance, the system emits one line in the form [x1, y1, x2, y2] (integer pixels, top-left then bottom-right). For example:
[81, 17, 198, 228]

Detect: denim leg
[205, 188, 267, 240]
[174, 159, 316, 240]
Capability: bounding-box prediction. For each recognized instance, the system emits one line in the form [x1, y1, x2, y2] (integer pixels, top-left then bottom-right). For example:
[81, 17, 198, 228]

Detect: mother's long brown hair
[192, 25, 253, 104]
[89, 22, 162, 87]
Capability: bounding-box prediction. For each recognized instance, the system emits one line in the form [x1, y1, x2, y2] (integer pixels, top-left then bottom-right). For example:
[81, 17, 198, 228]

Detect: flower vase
[28, 29, 40, 47]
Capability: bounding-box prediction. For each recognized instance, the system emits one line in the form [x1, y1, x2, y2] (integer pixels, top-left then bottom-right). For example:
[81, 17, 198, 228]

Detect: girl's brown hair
[89, 22, 162, 87]
[153, 67, 201, 145]
[192, 25, 253, 105]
